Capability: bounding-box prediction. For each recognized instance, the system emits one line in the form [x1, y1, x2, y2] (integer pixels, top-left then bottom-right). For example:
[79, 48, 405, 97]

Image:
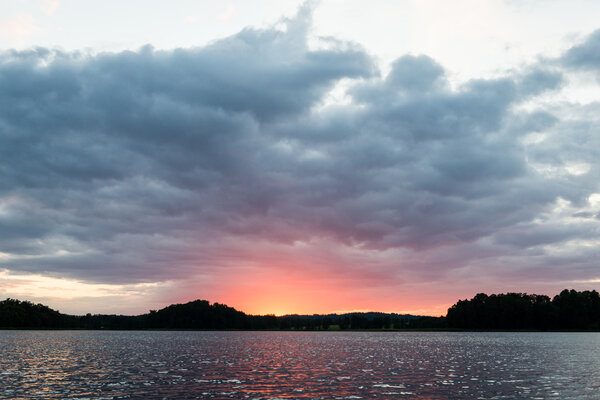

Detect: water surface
[1, 331, 599, 399]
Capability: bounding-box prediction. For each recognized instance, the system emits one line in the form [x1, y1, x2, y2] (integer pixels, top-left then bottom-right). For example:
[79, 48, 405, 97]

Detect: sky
[1, 0, 599, 316]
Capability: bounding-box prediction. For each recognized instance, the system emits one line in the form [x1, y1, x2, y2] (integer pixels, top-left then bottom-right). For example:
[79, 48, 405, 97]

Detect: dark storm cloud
[1, 5, 599, 285]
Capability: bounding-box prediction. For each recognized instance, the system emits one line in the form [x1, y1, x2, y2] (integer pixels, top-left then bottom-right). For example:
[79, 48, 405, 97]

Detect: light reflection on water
[1, 331, 599, 399]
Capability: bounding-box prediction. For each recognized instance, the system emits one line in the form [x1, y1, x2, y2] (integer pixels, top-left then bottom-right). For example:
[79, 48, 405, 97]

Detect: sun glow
[200, 264, 451, 317]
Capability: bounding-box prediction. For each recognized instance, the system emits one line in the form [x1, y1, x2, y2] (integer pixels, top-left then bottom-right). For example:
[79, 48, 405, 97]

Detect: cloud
[561, 29, 600, 73]
[0, 4, 599, 308]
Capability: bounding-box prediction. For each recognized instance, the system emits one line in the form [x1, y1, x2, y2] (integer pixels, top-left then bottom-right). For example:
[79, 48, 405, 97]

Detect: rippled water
[1, 331, 599, 399]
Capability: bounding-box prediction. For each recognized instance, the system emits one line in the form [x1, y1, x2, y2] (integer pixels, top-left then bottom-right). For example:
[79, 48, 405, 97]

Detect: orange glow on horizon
[193, 265, 452, 317]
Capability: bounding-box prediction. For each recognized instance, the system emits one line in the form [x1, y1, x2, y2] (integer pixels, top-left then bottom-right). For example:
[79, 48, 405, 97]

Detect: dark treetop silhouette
[446, 289, 600, 330]
[1, 289, 598, 330]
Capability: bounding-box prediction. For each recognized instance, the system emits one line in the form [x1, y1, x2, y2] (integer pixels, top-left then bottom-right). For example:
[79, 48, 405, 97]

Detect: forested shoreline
[446, 289, 600, 330]
[1, 289, 599, 331]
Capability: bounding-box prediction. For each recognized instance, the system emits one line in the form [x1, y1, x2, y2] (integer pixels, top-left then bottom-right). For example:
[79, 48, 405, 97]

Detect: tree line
[0, 298, 440, 330]
[1, 289, 599, 330]
[446, 289, 600, 330]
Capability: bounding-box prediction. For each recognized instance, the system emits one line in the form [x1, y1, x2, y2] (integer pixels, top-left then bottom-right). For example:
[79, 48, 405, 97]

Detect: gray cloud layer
[1, 6, 599, 289]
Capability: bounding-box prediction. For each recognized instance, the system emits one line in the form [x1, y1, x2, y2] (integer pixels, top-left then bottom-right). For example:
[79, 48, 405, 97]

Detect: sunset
[1, 1, 599, 319]
[1, 1, 600, 398]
